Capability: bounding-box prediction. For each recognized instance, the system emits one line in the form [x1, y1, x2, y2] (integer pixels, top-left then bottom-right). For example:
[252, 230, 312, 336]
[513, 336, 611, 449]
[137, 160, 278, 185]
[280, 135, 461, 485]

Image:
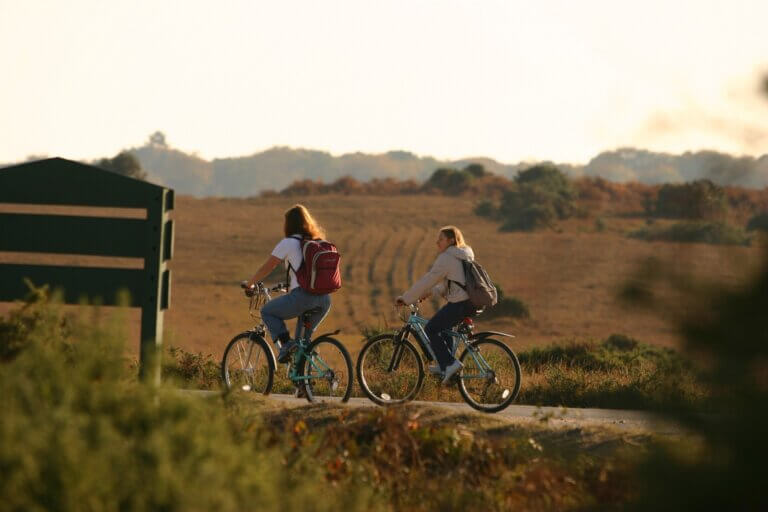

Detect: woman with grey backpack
[395, 225, 489, 384]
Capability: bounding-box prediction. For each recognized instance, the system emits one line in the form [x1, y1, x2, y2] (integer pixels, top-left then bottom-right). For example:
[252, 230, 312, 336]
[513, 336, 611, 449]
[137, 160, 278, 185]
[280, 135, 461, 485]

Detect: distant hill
[6, 141, 767, 196]
[130, 143, 768, 196]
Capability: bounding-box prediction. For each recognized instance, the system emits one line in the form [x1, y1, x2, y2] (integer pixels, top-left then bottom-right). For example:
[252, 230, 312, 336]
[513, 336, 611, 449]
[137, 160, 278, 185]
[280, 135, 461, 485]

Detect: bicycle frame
[392, 304, 515, 381]
[243, 282, 338, 385]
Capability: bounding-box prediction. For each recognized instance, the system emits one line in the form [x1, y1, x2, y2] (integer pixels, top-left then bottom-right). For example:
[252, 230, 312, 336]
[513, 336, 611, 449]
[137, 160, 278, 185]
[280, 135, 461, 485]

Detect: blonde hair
[284, 204, 326, 239]
[439, 225, 467, 247]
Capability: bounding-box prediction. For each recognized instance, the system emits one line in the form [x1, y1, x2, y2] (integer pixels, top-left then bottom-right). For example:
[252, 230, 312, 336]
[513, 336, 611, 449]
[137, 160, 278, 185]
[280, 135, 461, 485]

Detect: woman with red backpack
[246, 204, 338, 363]
[395, 225, 476, 384]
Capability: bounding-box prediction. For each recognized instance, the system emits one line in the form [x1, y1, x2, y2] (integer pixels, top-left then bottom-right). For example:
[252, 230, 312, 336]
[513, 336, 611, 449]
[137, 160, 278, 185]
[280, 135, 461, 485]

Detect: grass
[517, 334, 708, 410]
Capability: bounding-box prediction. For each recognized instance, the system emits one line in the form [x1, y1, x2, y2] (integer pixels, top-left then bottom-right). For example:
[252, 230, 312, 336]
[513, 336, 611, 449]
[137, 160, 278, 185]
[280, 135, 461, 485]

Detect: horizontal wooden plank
[0, 158, 167, 208]
[0, 264, 150, 307]
[0, 213, 148, 257]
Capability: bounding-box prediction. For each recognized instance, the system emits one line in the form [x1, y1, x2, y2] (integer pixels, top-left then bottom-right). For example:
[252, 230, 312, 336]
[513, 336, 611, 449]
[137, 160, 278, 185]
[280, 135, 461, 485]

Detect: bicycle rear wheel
[298, 336, 353, 403]
[458, 338, 521, 413]
[357, 334, 424, 406]
[221, 332, 275, 394]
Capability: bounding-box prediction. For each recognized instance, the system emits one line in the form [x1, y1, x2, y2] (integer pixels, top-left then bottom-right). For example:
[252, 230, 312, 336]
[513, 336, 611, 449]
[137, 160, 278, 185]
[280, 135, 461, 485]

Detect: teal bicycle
[356, 302, 521, 413]
[221, 282, 353, 403]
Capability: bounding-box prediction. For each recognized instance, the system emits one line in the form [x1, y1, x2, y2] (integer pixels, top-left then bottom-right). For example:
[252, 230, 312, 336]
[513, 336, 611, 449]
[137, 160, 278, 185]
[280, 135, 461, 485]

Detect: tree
[97, 151, 147, 181]
[148, 131, 168, 148]
[497, 164, 576, 231]
[654, 179, 728, 220]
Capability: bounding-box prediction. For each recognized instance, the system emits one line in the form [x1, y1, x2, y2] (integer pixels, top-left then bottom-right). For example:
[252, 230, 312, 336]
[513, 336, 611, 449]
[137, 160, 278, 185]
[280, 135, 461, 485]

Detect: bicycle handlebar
[240, 281, 288, 296]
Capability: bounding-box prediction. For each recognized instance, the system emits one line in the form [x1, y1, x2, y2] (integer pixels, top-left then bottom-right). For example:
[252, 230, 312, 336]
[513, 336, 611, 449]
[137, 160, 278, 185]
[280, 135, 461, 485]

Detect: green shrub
[746, 211, 768, 232]
[163, 346, 220, 389]
[473, 198, 497, 218]
[654, 179, 728, 220]
[484, 287, 530, 319]
[498, 164, 576, 231]
[628, 220, 750, 245]
[517, 335, 705, 410]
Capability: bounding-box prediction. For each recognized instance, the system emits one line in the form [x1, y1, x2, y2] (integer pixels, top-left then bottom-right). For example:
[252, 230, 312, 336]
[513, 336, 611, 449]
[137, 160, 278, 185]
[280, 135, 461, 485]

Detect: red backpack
[287, 236, 342, 294]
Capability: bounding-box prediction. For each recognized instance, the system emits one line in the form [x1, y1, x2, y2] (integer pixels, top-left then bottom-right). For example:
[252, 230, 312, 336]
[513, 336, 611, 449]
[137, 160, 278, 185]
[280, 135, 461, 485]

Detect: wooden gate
[0, 157, 174, 383]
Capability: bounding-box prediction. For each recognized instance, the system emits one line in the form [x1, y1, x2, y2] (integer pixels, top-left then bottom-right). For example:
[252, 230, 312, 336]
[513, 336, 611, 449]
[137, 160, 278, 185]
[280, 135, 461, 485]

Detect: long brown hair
[284, 204, 326, 239]
[439, 225, 467, 247]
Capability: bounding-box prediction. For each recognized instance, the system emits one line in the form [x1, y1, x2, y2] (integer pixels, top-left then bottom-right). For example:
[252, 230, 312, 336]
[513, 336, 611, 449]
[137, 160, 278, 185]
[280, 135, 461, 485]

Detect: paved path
[190, 390, 683, 434]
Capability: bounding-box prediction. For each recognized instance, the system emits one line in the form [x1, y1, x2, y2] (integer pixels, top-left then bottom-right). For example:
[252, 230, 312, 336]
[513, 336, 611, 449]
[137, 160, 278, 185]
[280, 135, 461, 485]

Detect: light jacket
[401, 245, 474, 305]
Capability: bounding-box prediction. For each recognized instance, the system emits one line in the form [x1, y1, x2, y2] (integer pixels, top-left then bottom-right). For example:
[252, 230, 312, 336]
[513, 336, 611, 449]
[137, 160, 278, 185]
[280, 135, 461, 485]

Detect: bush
[484, 286, 530, 319]
[422, 164, 487, 195]
[517, 335, 704, 410]
[0, 296, 379, 512]
[473, 198, 497, 218]
[498, 164, 576, 231]
[654, 179, 728, 220]
[746, 211, 768, 232]
[163, 346, 220, 389]
[628, 221, 750, 245]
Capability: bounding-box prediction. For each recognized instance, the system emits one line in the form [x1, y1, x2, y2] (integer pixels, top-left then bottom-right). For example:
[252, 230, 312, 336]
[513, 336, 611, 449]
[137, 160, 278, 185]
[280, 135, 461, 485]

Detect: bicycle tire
[458, 338, 521, 413]
[221, 332, 276, 394]
[357, 333, 425, 406]
[297, 336, 354, 403]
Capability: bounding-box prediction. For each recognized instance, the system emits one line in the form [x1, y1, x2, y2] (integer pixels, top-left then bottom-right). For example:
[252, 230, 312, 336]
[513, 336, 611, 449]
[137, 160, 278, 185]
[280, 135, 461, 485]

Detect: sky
[2, 0, 767, 165]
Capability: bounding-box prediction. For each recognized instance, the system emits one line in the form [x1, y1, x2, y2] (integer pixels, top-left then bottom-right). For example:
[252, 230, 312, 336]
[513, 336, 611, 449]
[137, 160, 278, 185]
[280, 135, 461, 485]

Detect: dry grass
[160, 194, 763, 361]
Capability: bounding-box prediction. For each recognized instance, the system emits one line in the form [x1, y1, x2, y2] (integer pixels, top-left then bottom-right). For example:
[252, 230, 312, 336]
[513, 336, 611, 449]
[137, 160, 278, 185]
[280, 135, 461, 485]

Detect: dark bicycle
[356, 302, 521, 413]
[221, 282, 353, 403]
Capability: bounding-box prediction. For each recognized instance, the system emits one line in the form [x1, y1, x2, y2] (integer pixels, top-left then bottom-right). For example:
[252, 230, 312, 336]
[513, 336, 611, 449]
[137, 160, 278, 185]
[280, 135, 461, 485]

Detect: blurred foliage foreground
[0, 288, 642, 511]
[2, 251, 768, 512]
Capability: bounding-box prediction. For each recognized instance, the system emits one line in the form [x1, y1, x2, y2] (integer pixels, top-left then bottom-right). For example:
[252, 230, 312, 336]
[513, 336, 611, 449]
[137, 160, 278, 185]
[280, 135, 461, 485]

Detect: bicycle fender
[314, 329, 341, 339]
[471, 331, 516, 341]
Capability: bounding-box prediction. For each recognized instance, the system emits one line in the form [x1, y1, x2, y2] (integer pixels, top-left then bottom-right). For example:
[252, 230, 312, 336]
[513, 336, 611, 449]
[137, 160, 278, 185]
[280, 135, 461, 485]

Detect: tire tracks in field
[367, 230, 394, 312]
[407, 227, 430, 284]
[388, 226, 422, 297]
[342, 234, 367, 328]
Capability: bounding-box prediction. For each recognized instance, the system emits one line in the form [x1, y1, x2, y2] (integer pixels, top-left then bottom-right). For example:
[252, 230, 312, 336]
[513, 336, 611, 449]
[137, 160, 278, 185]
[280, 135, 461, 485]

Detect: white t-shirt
[271, 235, 303, 290]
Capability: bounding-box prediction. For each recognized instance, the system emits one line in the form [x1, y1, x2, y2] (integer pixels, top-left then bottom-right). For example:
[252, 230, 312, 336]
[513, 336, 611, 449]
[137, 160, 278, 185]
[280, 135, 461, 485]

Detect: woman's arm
[246, 255, 282, 287]
[399, 254, 451, 304]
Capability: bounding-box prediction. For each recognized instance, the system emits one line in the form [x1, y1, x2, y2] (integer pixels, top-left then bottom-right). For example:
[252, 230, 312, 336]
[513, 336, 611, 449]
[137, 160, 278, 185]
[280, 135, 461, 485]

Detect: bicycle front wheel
[298, 336, 353, 403]
[357, 333, 424, 406]
[221, 332, 275, 394]
[458, 338, 521, 413]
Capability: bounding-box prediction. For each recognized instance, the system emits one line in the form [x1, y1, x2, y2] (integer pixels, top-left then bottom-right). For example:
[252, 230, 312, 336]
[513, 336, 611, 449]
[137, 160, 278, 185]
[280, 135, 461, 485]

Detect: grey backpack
[451, 259, 498, 309]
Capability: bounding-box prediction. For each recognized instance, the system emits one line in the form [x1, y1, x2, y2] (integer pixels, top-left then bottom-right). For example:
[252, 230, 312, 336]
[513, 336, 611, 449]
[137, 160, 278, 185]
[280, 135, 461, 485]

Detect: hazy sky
[2, 0, 767, 165]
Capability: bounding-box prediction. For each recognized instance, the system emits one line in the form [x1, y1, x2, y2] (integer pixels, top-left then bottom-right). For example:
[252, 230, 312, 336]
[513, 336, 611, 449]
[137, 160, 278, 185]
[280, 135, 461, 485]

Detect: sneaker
[277, 340, 297, 364]
[441, 359, 464, 385]
[428, 364, 443, 375]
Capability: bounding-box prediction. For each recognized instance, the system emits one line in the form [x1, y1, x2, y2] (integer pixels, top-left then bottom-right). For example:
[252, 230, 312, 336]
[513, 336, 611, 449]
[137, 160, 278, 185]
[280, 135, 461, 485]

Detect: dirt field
[159, 195, 764, 357]
[2, 194, 764, 360]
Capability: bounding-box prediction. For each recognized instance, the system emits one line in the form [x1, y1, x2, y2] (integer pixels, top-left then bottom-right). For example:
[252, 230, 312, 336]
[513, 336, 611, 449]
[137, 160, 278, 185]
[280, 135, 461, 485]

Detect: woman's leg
[424, 301, 469, 370]
[302, 292, 331, 339]
[261, 289, 311, 342]
[261, 289, 332, 341]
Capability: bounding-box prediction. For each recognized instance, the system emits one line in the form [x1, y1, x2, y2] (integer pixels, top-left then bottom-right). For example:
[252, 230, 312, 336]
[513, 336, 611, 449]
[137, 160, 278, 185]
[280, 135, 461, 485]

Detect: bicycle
[356, 302, 521, 413]
[220, 281, 353, 403]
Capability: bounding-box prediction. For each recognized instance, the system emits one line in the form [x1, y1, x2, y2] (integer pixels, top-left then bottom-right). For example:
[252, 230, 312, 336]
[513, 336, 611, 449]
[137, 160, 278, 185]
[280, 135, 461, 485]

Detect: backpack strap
[285, 235, 305, 284]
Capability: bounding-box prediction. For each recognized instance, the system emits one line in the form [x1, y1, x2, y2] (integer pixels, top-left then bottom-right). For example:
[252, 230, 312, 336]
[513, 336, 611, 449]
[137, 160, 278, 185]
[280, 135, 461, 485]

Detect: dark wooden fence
[0, 157, 174, 383]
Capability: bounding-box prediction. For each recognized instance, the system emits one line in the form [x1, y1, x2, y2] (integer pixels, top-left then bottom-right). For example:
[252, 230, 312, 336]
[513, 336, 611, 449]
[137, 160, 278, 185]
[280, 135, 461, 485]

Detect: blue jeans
[261, 287, 331, 343]
[424, 300, 475, 370]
